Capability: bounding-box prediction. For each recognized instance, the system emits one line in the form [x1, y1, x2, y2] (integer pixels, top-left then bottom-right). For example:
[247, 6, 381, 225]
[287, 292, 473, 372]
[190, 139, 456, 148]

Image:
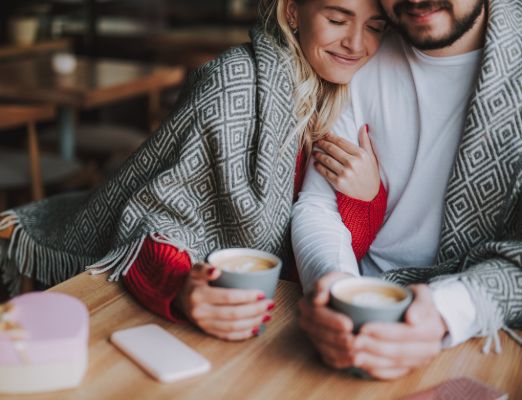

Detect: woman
[0, 0, 386, 340]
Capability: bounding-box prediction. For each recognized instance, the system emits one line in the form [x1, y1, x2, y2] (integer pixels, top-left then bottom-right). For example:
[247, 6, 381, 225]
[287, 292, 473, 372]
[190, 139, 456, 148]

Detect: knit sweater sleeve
[123, 237, 191, 322]
[336, 181, 387, 260]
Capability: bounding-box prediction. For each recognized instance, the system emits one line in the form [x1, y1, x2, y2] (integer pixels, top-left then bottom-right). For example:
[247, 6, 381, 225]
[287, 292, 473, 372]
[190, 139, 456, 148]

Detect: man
[292, 0, 522, 380]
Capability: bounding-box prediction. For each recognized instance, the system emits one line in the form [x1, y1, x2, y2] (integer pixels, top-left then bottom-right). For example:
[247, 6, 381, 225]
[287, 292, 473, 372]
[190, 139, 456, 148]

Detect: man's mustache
[393, 1, 452, 16]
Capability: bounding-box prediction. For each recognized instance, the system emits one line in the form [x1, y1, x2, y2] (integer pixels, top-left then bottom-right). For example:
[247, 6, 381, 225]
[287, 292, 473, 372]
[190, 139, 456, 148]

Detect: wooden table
[0, 39, 71, 60]
[3, 272, 520, 400]
[0, 55, 185, 160]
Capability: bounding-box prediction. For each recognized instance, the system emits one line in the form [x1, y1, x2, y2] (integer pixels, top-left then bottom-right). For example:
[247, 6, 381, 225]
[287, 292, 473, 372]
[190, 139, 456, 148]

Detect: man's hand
[299, 276, 447, 380]
[176, 263, 275, 341]
[350, 285, 447, 380]
[298, 272, 356, 369]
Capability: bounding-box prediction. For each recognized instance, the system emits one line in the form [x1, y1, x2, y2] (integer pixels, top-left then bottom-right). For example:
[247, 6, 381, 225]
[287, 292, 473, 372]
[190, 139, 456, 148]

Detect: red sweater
[123, 150, 387, 321]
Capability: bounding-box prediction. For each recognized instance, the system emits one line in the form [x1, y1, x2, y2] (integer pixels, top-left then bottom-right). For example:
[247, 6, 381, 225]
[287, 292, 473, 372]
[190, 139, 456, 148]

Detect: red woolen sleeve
[123, 237, 192, 322]
[336, 182, 387, 260]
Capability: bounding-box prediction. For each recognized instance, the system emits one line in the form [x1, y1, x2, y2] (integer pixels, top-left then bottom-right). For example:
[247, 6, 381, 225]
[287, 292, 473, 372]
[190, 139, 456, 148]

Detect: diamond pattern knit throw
[0, 27, 298, 294]
[383, 0, 522, 351]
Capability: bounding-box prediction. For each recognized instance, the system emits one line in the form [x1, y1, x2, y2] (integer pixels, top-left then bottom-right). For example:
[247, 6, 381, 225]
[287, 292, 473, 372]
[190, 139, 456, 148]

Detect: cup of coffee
[207, 248, 282, 299]
[330, 277, 413, 333]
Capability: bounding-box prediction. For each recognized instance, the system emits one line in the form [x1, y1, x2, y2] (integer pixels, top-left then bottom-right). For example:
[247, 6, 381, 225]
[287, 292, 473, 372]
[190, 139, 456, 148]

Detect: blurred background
[0, 0, 258, 211]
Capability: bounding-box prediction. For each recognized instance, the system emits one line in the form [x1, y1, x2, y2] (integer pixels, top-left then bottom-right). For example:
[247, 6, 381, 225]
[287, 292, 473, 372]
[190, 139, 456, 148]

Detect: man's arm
[386, 168, 522, 350]
[291, 108, 363, 293]
[291, 167, 360, 293]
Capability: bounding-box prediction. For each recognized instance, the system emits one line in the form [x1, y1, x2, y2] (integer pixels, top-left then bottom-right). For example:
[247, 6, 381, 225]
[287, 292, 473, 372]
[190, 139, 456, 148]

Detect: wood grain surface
[1, 272, 520, 400]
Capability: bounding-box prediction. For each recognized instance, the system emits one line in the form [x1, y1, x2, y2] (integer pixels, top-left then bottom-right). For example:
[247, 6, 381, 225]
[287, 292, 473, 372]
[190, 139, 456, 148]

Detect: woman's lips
[327, 51, 362, 66]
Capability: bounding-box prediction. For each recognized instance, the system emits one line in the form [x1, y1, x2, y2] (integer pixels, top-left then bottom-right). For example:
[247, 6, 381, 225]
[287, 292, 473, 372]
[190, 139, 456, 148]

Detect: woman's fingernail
[267, 302, 276, 311]
[365, 124, 369, 134]
[353, 337, 364, 350]
[252, 326, 260, 335]
[262, 315, 272, 323]
[353, 354, 362, 367]
[207, 267, 216, 276]
[257, 293, 266, 301]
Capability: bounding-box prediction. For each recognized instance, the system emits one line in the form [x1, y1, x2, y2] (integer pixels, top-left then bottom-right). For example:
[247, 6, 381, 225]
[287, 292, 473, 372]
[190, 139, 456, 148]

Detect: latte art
[330, 278, 413, 335]
[350, 292, 399, 307]
[334, 286, 405, 307]
[215, 256, 276, 273]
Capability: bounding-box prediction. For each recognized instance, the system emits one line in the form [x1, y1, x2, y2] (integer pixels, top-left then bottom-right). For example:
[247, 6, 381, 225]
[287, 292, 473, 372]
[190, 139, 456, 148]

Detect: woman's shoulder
[191, 43, 257, 85]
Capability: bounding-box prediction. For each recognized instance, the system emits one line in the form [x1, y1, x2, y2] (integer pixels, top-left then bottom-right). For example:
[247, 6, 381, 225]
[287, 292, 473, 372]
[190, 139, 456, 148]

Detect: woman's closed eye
[366, 21, 387, 34]
[328, 18, 347, 25]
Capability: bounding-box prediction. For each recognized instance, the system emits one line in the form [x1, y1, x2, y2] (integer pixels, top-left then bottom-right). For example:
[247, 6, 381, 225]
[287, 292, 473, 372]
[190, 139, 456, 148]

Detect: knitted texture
[0, 27, 300, 292]
[336, 182, 387, 260]
[384, 0, 522, 341]
[124, 237, 191, 321]
[125, 155, 388, 320]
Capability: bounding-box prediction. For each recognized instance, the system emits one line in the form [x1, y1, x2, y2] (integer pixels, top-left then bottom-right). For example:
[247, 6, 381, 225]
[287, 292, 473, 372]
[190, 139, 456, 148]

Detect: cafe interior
[0, 0, 255, 213]
[0, 1, 520, 399]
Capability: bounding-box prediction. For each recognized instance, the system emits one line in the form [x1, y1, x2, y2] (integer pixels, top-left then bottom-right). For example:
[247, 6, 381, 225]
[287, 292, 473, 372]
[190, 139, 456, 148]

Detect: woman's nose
[341, 25, 364, 53]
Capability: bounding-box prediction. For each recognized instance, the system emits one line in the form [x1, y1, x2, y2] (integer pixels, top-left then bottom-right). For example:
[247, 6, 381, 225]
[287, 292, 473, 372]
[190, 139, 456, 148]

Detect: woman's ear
[285, 0, 299, 31]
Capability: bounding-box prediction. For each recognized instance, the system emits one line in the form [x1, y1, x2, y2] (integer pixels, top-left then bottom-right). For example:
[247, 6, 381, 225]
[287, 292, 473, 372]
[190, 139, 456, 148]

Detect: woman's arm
[336, 182, 387, 260]
[123, 237, 276, 340]
[315, 126, 387, 259]
[123, 238, 192, 322]
[292, 122, 387, 292]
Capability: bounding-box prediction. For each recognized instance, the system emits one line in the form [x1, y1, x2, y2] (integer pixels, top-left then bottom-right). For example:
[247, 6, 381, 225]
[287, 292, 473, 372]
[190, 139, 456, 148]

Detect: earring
[289, 21, 298, 35]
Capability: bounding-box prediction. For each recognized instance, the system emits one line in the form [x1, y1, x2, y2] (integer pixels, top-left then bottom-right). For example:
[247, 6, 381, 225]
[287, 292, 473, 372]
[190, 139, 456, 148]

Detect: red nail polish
[257, 293, 266, 301]
[252, 326, 260, 335]
[267, 302, 276, 311]
[207, 267, 215, 276]
[365, 124, 369, 134]
[262, 315, 272, 323]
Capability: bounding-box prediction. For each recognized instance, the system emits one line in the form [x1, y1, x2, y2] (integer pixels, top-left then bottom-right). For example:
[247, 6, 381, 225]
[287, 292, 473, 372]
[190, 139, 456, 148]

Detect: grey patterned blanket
[384, 0, 522, 351]
[0, 1, 520, 352]
[0, 27, 298, 293]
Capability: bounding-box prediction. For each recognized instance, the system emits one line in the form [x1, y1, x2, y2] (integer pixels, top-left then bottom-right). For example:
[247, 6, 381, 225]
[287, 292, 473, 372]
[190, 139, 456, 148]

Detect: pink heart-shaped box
[0, 292, 89, 394]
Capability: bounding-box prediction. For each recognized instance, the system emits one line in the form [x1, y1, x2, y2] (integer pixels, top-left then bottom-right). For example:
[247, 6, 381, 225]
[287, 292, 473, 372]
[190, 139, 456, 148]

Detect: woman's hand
[313, 125, 380, 201]
[176, 263, 275, 341]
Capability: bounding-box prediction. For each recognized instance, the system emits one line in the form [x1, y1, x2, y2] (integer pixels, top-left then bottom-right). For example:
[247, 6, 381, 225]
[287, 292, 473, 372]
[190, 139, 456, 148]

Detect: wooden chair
[0, 105, 54, 204]
[0, 105, 83, 208]
[0, 104, 80, 294]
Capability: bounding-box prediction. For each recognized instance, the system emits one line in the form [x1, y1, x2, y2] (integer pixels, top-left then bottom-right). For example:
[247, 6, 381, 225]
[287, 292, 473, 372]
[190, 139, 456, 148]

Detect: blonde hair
[259, 0, 350, 158]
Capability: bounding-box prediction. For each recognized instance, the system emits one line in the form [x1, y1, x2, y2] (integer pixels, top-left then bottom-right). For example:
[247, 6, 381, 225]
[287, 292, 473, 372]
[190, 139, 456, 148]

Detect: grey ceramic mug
[329, 277, 413, 379]
[330, 277, 413, 333]
[207, 248, 282, 299]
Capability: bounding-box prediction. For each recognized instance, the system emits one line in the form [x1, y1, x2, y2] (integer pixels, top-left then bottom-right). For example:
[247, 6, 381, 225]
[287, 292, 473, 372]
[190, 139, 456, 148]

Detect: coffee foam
[214, 256, 276, 273]
[350, 292, 399, 307]
[334, 286, 406, 308]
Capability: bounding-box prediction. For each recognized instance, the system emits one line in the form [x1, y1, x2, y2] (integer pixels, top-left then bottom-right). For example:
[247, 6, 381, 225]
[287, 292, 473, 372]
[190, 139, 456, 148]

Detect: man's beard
[389, 0, 485, 50]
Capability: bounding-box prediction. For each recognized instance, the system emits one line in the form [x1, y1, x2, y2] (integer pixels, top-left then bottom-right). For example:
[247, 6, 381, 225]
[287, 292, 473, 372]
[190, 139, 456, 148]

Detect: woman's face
[287, 0, 386, 84]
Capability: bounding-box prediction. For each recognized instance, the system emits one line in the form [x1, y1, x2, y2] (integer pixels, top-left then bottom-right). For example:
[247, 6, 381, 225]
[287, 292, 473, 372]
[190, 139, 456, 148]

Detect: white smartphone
[110, 324, 211, 383]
